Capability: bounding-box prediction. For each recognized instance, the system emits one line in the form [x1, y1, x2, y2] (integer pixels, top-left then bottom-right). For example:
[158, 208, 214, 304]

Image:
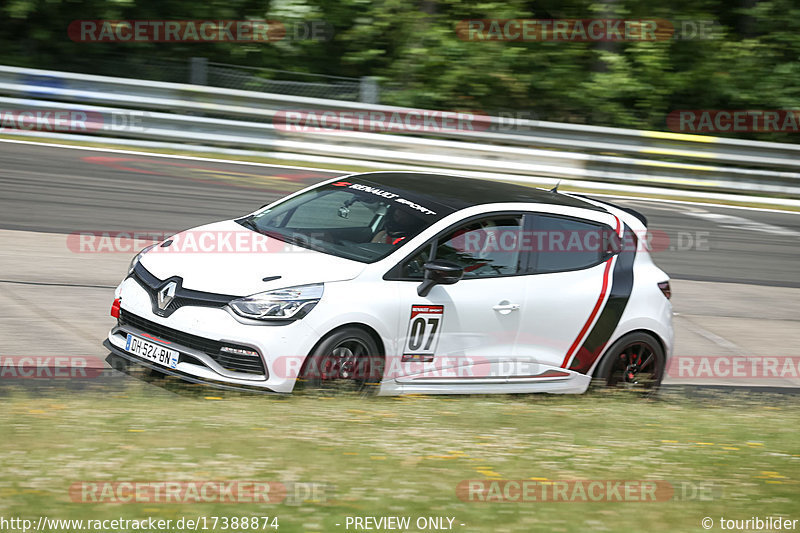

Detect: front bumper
[104, 340, 283, 393]
[107, 277, 321, 392]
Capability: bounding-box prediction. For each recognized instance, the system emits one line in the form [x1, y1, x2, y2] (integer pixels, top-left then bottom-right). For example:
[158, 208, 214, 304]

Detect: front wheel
[593, 332, 665, 395]
[297, 327, 384, 395]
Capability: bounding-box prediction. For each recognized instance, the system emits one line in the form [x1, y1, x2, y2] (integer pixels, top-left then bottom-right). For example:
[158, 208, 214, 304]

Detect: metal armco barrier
[0, 65, 798, 198]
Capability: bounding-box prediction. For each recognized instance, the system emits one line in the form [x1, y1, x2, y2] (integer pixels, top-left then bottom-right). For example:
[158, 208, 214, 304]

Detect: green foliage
[2, 0, 800, 141]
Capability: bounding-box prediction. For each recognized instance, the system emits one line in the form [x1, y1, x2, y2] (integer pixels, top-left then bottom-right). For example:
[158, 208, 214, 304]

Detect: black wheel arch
[591, 328, 667, 377]
[298, 322, 386, 379]
[308, 322, 386, 357]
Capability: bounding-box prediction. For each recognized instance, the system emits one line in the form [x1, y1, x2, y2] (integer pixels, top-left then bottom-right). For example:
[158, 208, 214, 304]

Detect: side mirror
[417, 260, 463, 297]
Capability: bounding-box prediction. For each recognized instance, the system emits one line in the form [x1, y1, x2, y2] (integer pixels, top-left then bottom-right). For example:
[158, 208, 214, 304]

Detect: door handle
[493, 302, 520, 314]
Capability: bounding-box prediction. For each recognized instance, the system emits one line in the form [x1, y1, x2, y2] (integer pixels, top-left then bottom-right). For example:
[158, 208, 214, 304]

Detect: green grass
[1, 382, 798, 532]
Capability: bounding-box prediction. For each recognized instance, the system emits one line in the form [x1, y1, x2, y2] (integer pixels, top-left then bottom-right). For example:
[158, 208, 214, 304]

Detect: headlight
[128, 244, 157, 275]
[228, 284, 324, 321]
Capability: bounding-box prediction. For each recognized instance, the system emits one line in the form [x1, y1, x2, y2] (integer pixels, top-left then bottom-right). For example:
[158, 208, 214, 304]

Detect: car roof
[354, 172, 605, 213]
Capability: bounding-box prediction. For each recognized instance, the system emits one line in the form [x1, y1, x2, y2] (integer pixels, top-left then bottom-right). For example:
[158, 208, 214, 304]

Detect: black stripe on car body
[568, 223, 636, 374]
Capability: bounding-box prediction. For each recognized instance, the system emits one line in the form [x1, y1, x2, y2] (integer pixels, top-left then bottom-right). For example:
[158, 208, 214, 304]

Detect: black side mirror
[417, 260, 464, 297]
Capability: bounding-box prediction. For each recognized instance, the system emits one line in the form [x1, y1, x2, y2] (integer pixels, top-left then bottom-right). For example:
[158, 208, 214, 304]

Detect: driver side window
[403, 215, 524, 279]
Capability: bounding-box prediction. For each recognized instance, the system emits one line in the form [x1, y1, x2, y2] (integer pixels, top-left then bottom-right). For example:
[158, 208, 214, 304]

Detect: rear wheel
[297, 327, 384, 395]
[594, 332, 665, 395]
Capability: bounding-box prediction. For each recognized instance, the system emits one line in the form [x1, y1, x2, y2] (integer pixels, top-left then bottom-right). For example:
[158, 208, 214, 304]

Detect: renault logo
[157, 281, 177, 310]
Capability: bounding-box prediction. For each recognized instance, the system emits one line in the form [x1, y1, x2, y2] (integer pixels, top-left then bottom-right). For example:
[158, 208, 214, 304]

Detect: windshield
[237, 181, 448, 263]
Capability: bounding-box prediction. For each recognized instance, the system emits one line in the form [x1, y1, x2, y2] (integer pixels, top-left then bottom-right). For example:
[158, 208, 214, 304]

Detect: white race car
[105, 172, 673, 395]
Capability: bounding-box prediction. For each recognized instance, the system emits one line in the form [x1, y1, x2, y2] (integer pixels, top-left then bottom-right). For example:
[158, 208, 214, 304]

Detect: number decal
[408, 317, 426, 351]
[404, 305, 444, 356]
[424, 317, 439, 350]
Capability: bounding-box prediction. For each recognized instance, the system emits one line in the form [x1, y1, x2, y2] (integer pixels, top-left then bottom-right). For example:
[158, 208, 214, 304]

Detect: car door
[513, 213, 620, 376]
[383, 213, 528, 385]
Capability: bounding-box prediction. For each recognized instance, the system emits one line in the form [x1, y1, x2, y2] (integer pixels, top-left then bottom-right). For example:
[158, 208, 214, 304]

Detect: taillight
[657, 281, 671, 300]
[110, 298, 121, 318]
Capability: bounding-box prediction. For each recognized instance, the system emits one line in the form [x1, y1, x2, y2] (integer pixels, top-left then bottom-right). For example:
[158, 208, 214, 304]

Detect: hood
[138, 220, 367, 296]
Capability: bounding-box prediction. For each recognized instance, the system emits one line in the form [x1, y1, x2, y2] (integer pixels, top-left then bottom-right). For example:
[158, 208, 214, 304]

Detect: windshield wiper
[248, 226, 323, 253]
[238, 217, 264, 234]
[280, 232, 330, 254]
[239, 219, 344, 256]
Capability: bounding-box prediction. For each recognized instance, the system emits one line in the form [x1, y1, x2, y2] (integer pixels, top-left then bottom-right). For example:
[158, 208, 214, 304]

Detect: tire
[593, 331, 665, 395]
[296, 327, 384, 395]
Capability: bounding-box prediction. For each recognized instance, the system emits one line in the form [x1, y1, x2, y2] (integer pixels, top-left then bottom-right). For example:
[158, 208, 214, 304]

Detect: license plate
[125, 333, 179, 369]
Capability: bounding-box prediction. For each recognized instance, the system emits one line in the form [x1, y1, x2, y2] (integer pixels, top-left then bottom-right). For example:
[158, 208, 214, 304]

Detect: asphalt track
[1, 140, 798, 391]
[1, 141, 797, 287]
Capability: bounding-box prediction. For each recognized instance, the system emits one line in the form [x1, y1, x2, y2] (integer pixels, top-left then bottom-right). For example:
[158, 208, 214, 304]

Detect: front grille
[131, 263, 238, 318]
[118, 310, 266, 375]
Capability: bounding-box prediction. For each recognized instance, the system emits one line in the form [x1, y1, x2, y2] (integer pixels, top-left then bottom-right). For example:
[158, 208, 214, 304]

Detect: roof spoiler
[573, 195, 648, 227]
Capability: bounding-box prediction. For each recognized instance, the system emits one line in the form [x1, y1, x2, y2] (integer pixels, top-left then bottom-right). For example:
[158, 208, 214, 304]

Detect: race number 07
[404, 305, 444, 355]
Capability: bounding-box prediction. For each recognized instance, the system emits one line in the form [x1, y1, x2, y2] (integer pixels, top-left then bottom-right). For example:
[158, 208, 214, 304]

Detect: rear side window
[528, 214, 615, 273]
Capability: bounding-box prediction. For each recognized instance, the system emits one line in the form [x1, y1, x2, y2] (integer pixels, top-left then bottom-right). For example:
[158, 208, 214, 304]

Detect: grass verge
[1, 381, 798, 532]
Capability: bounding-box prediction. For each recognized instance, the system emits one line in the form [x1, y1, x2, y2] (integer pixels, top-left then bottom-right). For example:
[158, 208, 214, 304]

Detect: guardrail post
[190, 57, 208, 85]
[359, 76, 379, 104]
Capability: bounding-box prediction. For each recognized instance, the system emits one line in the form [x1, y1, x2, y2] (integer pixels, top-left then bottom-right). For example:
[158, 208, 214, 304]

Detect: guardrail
[0, 64, 799, 198]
